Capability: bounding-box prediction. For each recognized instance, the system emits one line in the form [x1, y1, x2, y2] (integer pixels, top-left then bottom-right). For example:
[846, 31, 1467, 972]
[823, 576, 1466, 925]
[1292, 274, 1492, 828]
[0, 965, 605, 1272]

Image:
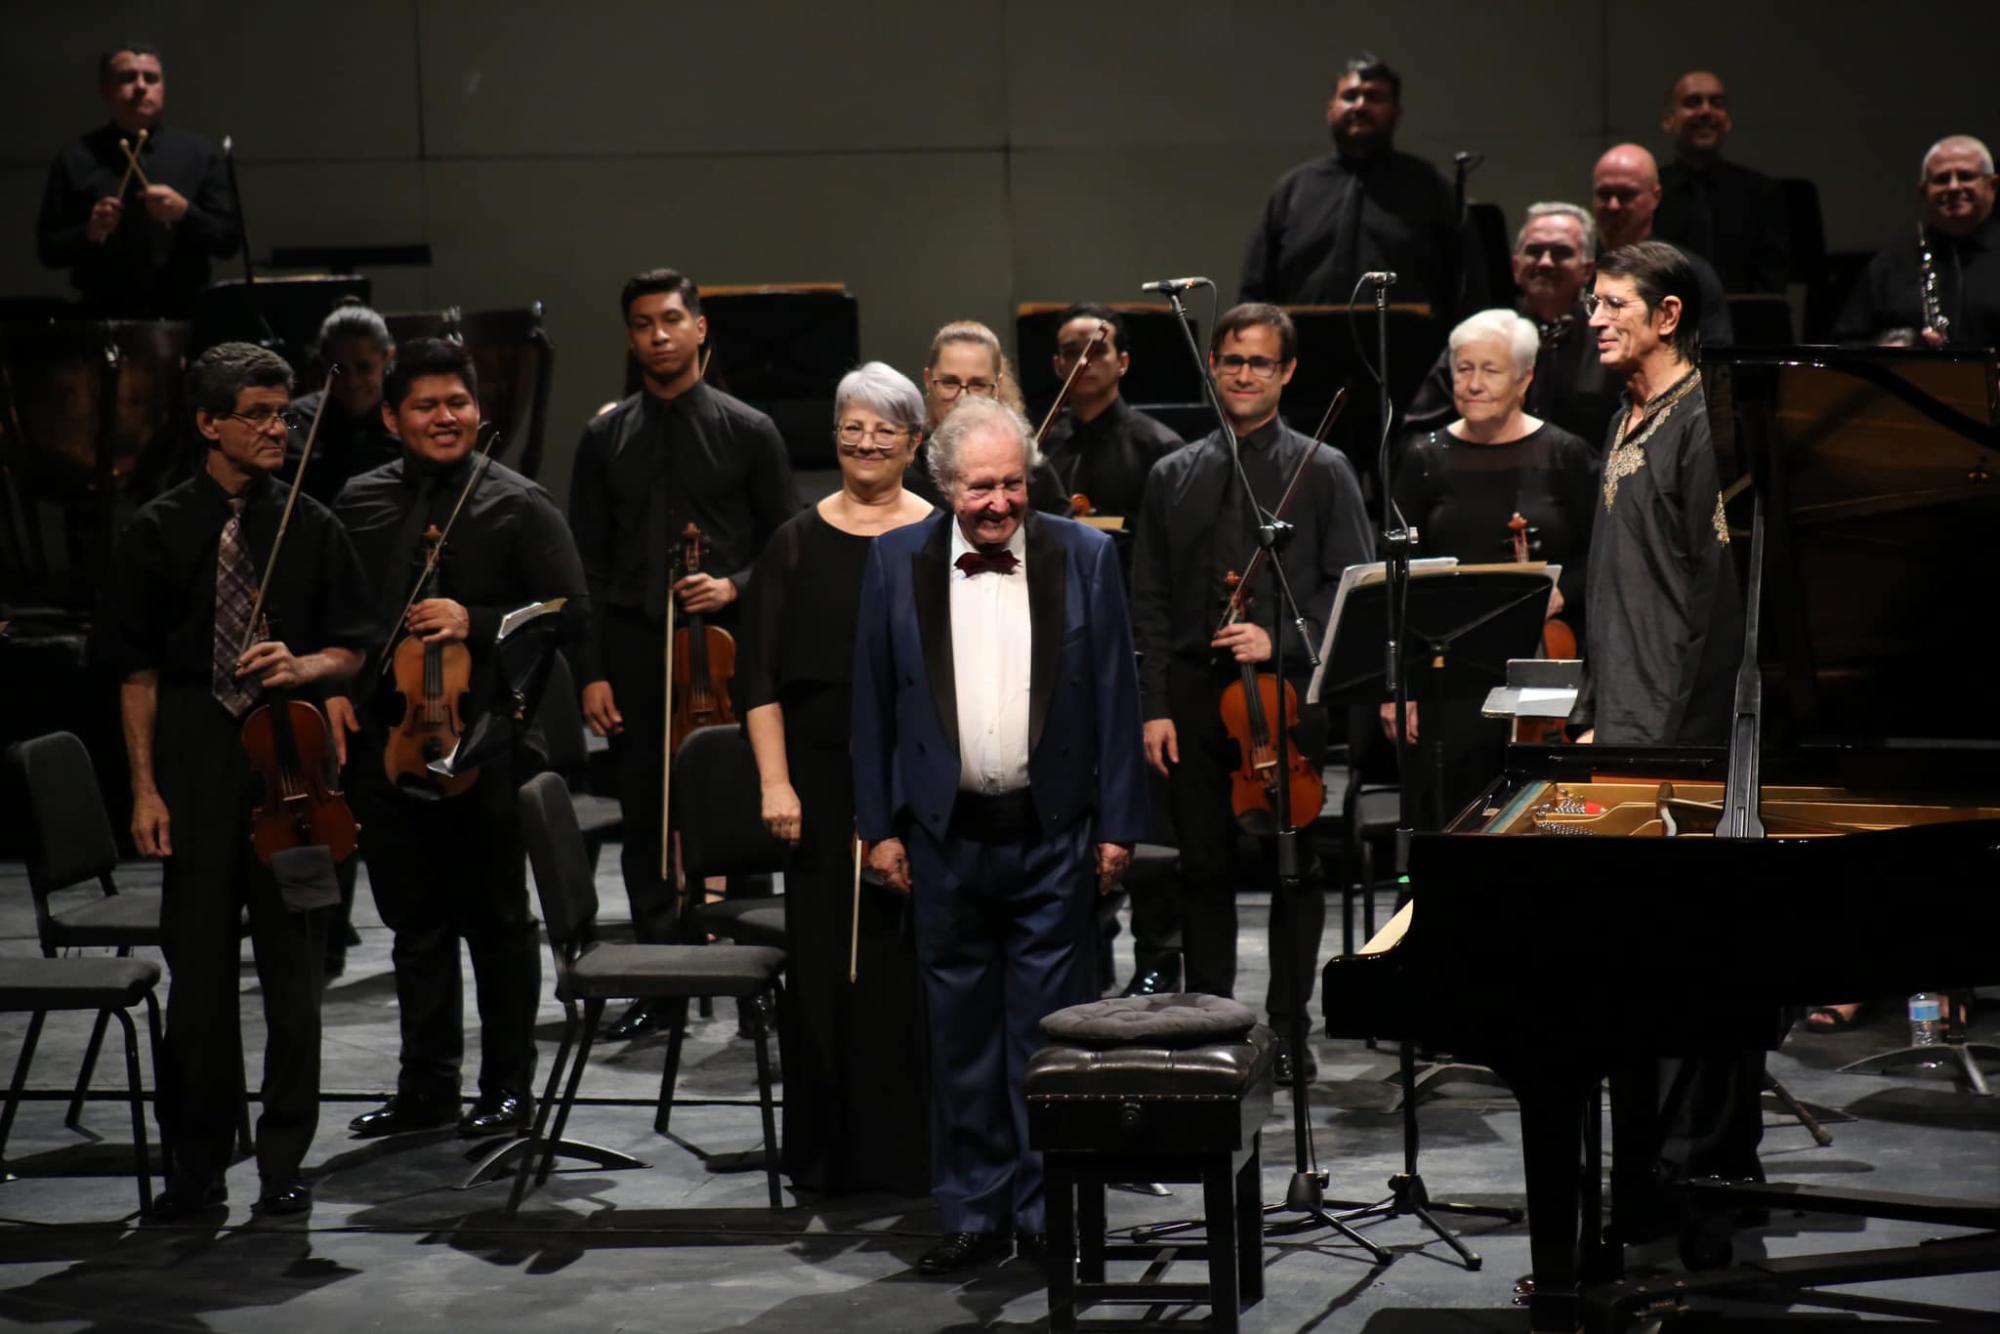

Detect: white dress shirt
[949, 521, 1033, 793]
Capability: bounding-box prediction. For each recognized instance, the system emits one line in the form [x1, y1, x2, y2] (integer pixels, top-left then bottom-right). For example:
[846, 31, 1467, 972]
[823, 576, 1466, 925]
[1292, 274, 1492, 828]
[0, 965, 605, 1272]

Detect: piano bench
[1026, 995, 1276, 1333]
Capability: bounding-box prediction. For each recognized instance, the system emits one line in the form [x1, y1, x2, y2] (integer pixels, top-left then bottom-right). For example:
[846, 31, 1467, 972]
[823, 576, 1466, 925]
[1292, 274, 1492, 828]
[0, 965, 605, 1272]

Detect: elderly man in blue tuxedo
[853, 396, 1149, 1274]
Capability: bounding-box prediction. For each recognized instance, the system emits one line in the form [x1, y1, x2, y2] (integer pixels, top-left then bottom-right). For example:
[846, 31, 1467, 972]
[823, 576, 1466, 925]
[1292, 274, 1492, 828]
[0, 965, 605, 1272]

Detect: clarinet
[1918, 220, 1951, 342]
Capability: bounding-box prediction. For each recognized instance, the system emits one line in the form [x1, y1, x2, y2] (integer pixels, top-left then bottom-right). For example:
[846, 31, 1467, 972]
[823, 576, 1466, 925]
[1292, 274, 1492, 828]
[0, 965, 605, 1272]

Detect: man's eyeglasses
[930, 376, 998, 401]
[835, 422, 911, 452]
[221, 407, 289, 431]
[1581, 292, 1638, 317]
[1213, 354, 1285, 380]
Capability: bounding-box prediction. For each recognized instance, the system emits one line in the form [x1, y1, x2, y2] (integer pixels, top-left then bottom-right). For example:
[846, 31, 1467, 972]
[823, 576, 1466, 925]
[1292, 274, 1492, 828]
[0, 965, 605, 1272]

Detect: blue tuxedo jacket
[852, 510, 1149, 847]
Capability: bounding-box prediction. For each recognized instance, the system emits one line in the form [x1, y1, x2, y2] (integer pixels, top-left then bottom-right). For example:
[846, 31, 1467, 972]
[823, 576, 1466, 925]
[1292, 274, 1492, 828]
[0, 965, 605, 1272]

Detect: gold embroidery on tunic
[1713, 492, 1730, 545]
[1600, 370, 1702, 511]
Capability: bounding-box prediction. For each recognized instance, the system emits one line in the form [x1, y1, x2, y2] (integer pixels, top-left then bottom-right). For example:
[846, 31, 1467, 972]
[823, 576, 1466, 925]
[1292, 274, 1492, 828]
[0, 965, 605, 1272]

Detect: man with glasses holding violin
[1130, 304, 1371, 1085]
[569, 268, 800, 1040]
[92, 342, 372, 1220]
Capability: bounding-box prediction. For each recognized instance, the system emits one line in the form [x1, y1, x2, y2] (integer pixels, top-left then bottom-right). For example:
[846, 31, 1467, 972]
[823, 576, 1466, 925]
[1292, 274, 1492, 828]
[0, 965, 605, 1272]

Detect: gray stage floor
[1, 852, 1996, 1330]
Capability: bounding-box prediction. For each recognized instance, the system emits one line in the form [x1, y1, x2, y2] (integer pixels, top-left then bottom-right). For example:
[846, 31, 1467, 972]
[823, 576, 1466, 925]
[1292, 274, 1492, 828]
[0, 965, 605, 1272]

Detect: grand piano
[1324, 344, 2000, 1331]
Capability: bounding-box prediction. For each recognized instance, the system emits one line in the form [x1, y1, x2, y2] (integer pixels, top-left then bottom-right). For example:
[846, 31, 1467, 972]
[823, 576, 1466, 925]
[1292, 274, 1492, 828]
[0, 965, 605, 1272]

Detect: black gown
[1390, 422, 1597, 821]
[740, 506, 930, 1196]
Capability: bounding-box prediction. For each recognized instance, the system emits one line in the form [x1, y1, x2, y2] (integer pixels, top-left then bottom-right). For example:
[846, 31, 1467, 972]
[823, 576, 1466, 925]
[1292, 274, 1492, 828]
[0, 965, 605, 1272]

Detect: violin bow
[1032, 320, 1110, 447]
[1214, 387, 1348, 634]
[374, 424, 505, 677]
[239, 365, 339, 656]
[849, 833, 865, 984]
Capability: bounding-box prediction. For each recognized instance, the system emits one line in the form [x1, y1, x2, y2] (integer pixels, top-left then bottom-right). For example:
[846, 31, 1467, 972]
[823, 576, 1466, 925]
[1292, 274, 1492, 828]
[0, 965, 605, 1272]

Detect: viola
[382, 525, 477, 796]
[668, 523, 737, 756]
[1217, 572, 1325, 836]
[242, 668, 359, 864]
[1507, 510, 1577, 744]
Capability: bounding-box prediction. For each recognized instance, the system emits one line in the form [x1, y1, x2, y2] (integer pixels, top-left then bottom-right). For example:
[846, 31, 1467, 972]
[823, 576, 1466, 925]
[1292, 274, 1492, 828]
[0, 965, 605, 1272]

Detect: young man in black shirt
[1130, 304, 1372, 1083]
[92, 343, 371, 1219]
[1037, 304, 1184, 542]
[1240, 54, 1458, 313]
[36, 42, 239, 317]
[569, 269, 800, 1038]
[327, 339, 589, 1140]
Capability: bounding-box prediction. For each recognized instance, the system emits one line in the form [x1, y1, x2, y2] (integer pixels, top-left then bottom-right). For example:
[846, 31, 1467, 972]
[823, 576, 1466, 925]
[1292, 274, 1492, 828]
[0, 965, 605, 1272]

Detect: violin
[1217, 573, 1325, 836]
[235, 369, 358, 865]
[668, 523, 737, 756]
[382, 525, 476, 796]
[1507, 510, 1577, 744]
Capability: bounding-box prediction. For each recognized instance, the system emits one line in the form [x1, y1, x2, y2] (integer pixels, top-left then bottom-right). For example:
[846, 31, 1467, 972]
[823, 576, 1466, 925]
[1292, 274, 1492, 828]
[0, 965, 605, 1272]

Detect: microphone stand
[1133, 285, 1390, 1264]
[1322, 272, 1521, 1269]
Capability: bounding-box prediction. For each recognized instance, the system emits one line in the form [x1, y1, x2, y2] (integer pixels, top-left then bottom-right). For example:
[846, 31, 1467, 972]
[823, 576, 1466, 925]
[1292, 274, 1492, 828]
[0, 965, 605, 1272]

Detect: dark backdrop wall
[4, 1, 1994, 504]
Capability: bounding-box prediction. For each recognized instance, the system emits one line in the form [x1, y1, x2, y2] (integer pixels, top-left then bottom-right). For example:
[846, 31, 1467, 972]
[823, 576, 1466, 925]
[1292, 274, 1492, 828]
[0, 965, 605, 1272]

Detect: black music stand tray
[1310, 559, 1551, 1267]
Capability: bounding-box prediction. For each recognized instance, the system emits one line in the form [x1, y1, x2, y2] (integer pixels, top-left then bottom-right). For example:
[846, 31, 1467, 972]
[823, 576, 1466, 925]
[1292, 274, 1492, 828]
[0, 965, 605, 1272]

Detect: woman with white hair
[1384, 308, 1597, 819]
[738, 360, 933, 1194]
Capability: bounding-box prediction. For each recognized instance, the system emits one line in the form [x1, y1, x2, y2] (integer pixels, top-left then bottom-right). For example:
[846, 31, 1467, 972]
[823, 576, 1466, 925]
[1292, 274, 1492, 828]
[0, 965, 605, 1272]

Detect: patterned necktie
[212, 496, 264, 717]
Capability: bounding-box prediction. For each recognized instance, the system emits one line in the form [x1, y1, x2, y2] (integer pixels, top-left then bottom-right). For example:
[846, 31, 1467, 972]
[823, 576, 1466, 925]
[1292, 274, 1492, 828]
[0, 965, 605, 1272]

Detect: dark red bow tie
[955, 549, 1020, 577]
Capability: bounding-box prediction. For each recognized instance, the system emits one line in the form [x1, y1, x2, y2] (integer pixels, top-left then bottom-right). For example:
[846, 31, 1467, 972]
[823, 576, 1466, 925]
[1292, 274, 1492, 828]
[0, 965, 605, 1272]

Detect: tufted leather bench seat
[1026, 993, 1275, 1331]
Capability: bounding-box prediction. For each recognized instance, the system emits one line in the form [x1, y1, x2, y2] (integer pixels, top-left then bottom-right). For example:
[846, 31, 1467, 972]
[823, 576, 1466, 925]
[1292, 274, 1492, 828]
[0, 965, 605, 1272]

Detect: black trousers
[600, 609, 682, 944]
[1609, 1050, 1767, 1232]
[351, 765, 540, 1104]
[154, 687, 326, 1188]
[1162, 660, 1327, 1030]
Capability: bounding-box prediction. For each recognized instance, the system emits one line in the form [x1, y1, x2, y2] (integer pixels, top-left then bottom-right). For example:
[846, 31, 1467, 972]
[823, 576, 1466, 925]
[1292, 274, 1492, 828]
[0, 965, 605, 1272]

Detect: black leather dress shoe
[602, 1000, 665, 1041]
[1121, 961, 1182, 998]
[458, 1091, 532, 1138]
[1273, 1042, 1319, 1087]
[145, 1176, 227, 1222]
[254, 1182, 312, 1216]
[348, 1095, 459, 1138]
[1014, 1232, 1049, 1262]
[916, 1231, 1011, 1274]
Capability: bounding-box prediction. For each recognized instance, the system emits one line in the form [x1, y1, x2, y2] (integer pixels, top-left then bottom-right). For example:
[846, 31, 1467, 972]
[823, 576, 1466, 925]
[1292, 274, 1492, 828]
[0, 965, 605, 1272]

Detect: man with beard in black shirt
[1653, 71, 1790, 295]
[37, 43, 239, 318]
[1406, 202, 1623, 449]
[329, 338, 588, 1142]
[1130, 304, 1372, 1084]
[92, 343, 371, 1220]
[1240, 54, 1458, 314]
[1834, 135, 2000, 349]
[570, 268, 800, 1039]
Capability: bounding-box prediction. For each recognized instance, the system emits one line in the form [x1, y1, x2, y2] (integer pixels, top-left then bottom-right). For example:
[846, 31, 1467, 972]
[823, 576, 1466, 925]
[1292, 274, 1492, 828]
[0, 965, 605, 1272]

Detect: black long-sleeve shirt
[91, 469, 372, 687]
[567, 382, 800, 684]
[332, 451, 589, 739]
[1130, 416, 1373, 719]
[1240, 147, 1459, 313]
[37, 123, 240, 318]
[1832, 217, 2000, 349]
[283, 390, 403, 508]
[1656, 157, 1791, 295]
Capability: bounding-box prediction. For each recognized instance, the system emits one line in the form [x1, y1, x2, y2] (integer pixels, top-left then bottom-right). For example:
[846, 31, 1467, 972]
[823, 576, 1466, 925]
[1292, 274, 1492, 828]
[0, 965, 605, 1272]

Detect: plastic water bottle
[1908, 993, 1945, 1051]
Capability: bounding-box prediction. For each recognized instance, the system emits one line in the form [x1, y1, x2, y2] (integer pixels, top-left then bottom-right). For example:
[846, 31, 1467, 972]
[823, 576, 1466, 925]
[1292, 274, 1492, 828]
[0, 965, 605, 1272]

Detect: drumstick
[848, 834, 864, 984]
[118, 129, 153, 193]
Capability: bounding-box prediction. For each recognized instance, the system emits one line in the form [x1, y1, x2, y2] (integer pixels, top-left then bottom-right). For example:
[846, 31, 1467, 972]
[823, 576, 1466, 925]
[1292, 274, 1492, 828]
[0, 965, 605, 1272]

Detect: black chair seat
[692, 899, 787, 949]
[570, 792, 622, 836]
[44, 887, 164, 947]
[0, 957, 161, 1011]
[563, 943, 785, 1002]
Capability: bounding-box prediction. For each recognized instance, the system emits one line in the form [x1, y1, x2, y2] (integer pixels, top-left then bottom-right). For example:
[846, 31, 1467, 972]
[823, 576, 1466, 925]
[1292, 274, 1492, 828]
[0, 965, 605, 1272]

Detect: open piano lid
[1705, 344, 2000, 781]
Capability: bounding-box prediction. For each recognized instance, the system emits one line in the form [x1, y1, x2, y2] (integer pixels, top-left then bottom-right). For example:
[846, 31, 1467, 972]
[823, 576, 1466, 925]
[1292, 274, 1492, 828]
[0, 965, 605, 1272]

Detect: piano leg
[1512, 1066, 1596, 1333]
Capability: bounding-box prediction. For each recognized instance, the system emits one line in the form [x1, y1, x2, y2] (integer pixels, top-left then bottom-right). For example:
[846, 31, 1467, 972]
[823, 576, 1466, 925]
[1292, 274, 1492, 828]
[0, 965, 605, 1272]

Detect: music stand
[1310, 559, 1550, 1267]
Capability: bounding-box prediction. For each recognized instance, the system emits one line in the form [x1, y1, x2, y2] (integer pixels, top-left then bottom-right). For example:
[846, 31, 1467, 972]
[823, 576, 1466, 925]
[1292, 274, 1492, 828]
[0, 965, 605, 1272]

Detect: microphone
[1362, 271, 1398, 286]
[1139, 276, 1212, 294]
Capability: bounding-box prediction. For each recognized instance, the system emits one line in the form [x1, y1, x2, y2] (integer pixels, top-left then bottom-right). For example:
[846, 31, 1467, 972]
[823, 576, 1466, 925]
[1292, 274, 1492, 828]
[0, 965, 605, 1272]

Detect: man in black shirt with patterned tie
[569, 269, 800, 1038]
[93, 343, 371, 1220]
[1240, 54, 1458, 313]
